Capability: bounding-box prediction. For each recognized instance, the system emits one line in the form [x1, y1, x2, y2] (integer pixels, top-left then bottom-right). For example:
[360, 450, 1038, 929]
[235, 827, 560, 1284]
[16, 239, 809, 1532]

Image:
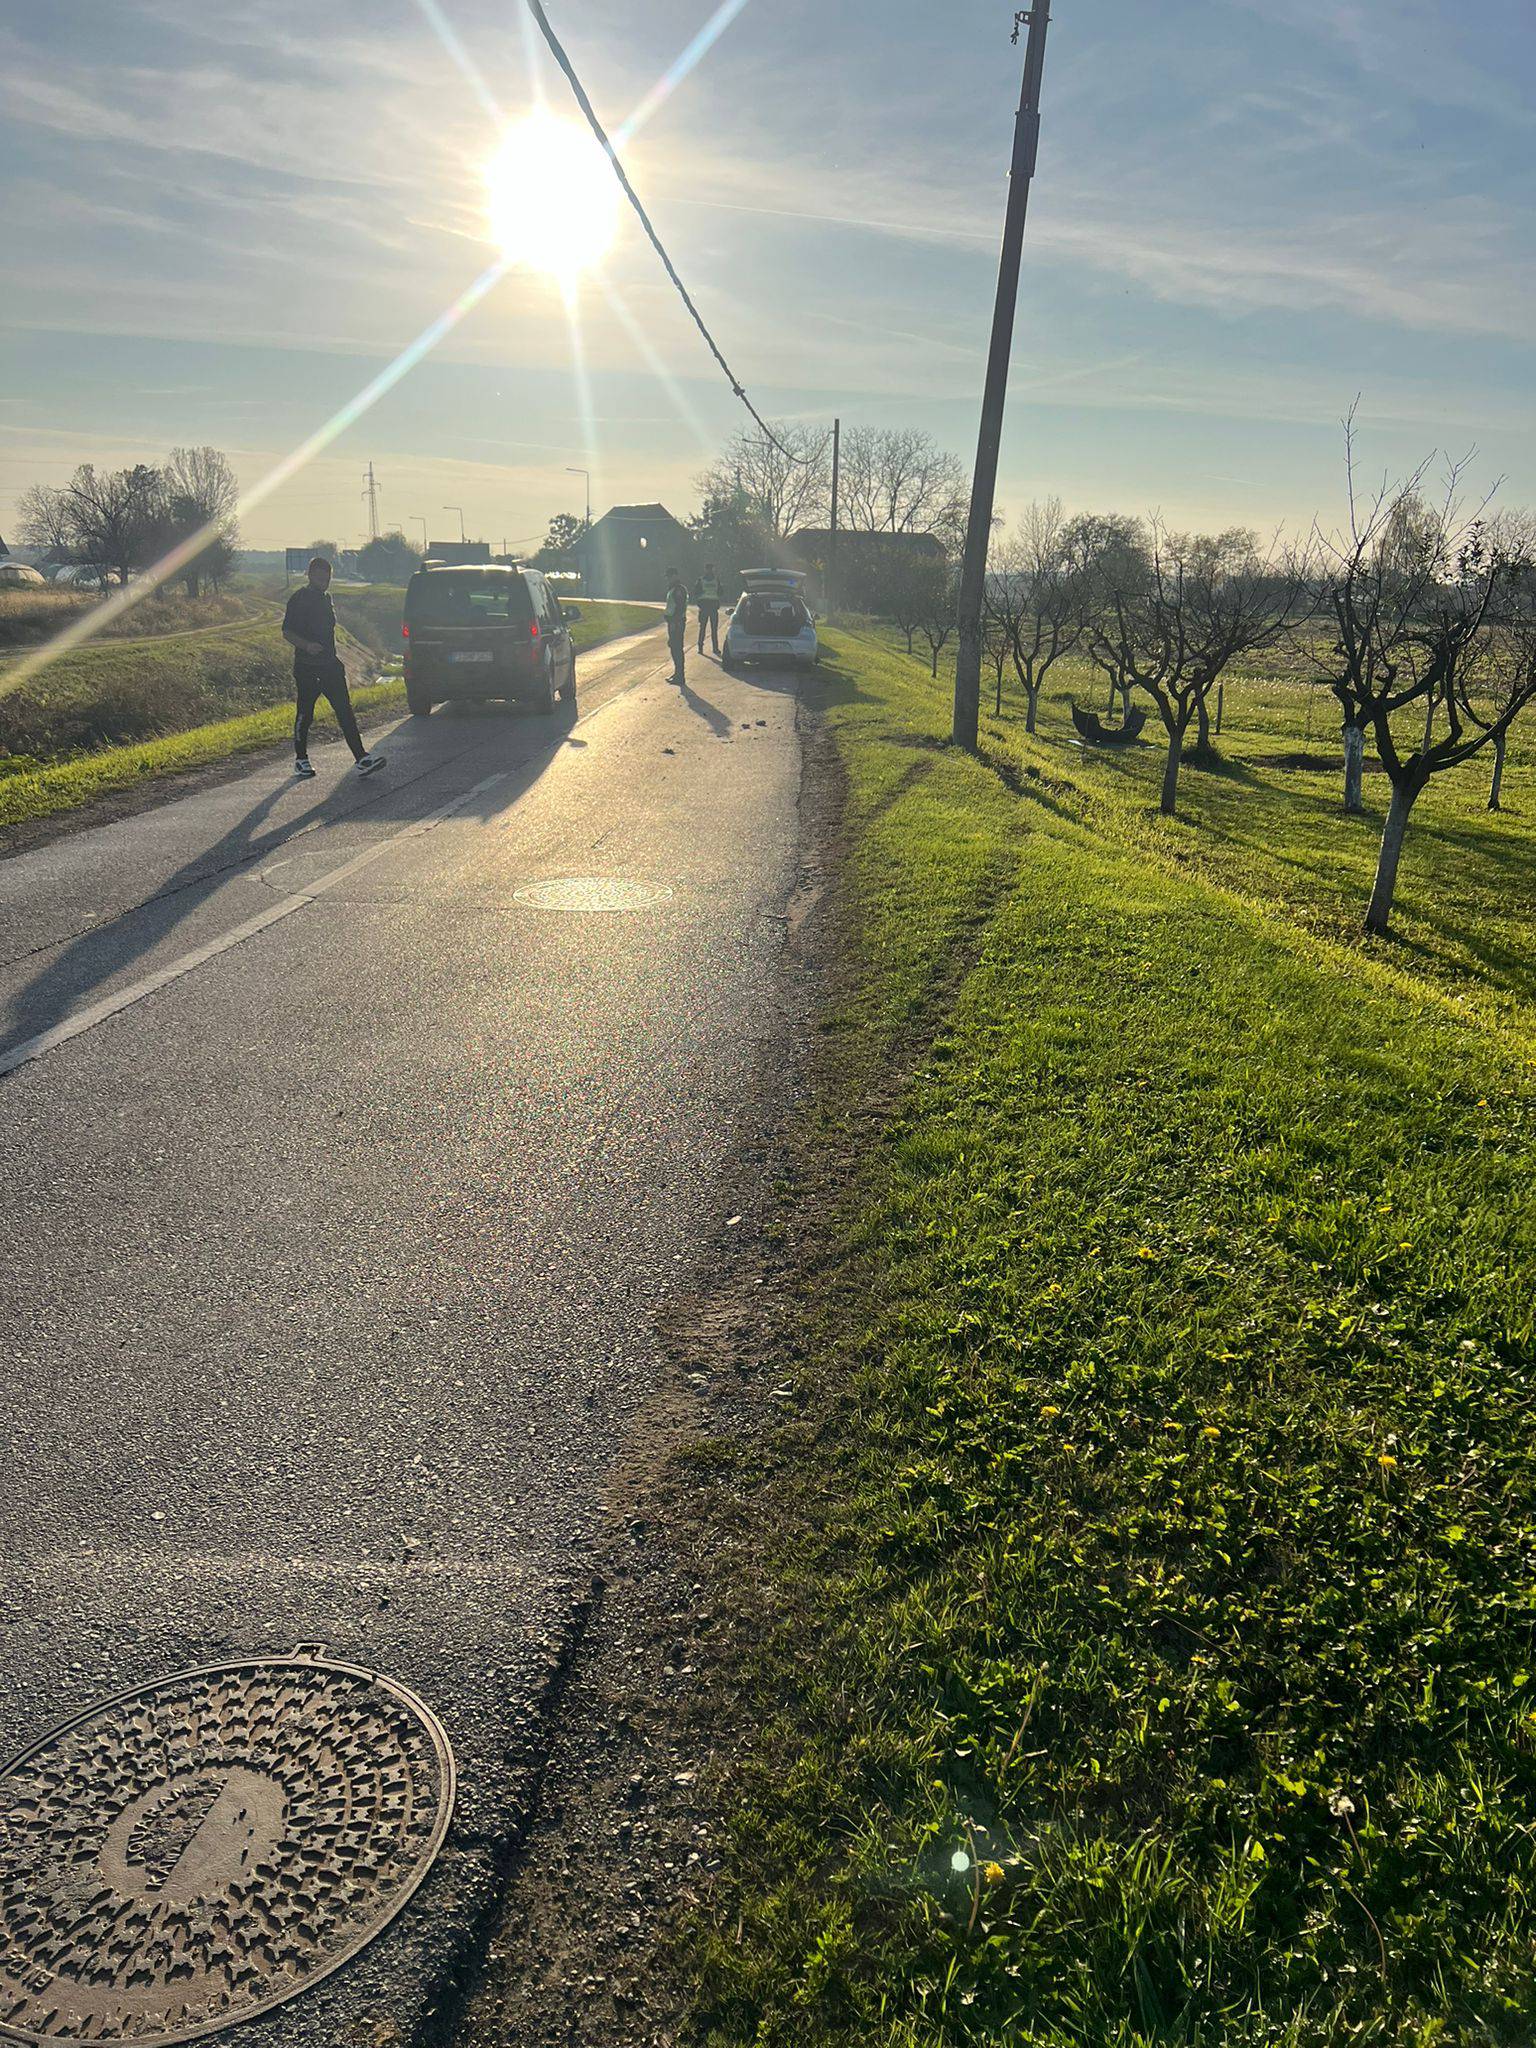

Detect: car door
[537, 577, 574, 690]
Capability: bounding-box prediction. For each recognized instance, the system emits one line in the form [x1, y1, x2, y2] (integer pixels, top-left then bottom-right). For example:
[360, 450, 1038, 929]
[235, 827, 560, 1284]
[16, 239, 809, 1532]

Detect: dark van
[402, 565, 577, 717]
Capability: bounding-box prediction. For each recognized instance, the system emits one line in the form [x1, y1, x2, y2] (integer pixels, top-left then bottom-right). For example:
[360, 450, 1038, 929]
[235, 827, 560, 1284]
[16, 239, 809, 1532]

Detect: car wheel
[532, 666, 558, 715]
[407, 689, 433, 716]
[559, 662, 577, 703]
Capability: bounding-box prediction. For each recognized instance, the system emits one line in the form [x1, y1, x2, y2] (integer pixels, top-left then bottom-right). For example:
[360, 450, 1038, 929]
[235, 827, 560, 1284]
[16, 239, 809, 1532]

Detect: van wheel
[532, 666, 557, 716]
[559, 662, 577, 703]
[407, 690, 433, 716]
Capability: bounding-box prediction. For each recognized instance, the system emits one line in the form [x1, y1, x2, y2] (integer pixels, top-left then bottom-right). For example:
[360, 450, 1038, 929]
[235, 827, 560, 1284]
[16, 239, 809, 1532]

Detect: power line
[524, 0, 805, 464]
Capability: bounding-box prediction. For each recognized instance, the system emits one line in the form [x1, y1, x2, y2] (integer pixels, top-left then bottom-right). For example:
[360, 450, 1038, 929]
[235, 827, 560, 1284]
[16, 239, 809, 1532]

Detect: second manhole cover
[513, 876, 675, 912]
[0, 1654, 454, 2044]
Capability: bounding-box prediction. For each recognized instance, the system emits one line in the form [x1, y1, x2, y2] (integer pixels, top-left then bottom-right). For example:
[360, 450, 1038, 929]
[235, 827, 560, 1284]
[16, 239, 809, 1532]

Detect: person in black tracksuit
[282, 556, 385, 780]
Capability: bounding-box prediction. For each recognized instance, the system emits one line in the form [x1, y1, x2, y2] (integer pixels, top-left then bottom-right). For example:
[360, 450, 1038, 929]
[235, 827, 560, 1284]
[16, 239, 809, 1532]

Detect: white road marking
[0, 772, 510, 1080]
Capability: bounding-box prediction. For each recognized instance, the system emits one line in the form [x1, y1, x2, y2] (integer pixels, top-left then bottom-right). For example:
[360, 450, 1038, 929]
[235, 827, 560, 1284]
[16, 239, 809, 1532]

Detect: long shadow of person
[2, 778, 345, 1054]
[677, 679, 735, 740]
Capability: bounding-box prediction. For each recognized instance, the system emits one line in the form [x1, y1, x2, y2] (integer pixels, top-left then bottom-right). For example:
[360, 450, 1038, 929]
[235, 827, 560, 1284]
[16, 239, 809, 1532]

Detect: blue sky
[1, 0, 1533, 551]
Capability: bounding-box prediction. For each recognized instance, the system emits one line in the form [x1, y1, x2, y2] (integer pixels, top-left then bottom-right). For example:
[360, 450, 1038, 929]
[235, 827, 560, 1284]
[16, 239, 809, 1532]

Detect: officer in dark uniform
[281, 556, 385, 780]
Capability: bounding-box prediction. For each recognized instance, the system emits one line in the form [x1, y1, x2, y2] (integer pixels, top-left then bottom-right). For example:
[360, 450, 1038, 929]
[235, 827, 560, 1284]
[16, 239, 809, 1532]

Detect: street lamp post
[443, 505, 466, 542]
[566, 468, 591, 530]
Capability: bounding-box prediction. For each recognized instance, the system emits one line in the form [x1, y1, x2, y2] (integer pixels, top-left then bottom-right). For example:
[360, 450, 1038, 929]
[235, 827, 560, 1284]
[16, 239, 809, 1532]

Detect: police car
[721, 568, 819, 672]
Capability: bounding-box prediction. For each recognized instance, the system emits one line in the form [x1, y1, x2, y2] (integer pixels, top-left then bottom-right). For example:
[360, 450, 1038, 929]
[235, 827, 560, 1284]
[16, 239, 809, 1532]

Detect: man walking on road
[695, 561, 721, 655]
[665, 566, 689, 685]
[282, 556, 385, 780]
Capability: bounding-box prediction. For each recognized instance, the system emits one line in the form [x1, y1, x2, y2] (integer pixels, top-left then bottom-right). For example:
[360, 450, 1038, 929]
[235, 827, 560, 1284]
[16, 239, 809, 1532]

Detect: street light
[443, 505, 466, 542]
[410, 515, 428, 552]
[566, 468, 591, 530]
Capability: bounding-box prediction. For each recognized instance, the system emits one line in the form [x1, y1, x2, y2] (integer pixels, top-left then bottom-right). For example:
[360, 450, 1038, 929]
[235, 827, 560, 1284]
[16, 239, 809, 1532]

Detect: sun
[485, 111, 621, 279]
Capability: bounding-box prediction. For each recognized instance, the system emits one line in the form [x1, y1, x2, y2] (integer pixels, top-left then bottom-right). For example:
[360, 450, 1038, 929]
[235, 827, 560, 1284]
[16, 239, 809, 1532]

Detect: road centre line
[0, 770, 511, 1081]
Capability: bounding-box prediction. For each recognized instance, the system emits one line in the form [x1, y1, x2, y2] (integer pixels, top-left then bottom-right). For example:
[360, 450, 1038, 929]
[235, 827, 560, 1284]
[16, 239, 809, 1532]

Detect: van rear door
[405, 570, 537, 693]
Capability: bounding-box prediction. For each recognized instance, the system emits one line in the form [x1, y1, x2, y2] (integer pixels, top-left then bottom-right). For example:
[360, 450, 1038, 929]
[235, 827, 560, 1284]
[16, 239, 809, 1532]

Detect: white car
[722, 569, 818, 672]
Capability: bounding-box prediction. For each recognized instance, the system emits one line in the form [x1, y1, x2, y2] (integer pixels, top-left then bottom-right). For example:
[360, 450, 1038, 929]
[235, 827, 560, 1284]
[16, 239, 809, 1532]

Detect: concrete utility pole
[952, 4, 1054, 751]
[362, 462, 381, 541]
[827, 417, 841, 618]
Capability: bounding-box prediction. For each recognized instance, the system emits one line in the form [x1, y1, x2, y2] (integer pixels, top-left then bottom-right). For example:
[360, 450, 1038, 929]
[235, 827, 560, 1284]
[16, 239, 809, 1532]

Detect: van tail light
[402, 622, 410, 639]
[529, 619, 540, 641]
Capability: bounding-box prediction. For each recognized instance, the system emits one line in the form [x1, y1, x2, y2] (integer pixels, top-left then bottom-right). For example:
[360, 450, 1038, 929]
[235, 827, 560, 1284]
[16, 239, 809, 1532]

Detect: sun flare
[484, 111, 621, 279]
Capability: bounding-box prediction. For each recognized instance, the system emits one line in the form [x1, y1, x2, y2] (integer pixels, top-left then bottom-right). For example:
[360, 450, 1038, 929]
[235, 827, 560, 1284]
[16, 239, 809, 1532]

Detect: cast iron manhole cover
[0, 1654, 455, 2044]
[513, 876, 675, 913]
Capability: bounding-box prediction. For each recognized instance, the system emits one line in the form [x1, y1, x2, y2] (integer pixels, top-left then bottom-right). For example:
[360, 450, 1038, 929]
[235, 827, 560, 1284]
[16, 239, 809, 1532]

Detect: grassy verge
[691, 630, 1536, 2046]
[0, 678, 408, 833]
[0, 599, 661, 835]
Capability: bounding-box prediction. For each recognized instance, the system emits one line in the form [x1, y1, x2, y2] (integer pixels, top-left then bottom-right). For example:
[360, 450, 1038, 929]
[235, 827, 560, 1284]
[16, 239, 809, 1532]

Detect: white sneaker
[294, 758, 316, 779]
[356, 754, 386, 777]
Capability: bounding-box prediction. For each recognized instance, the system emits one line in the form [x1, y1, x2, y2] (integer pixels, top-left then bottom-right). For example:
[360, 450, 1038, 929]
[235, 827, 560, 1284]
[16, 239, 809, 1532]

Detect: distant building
[580, 504, 697, 601]
[789, 527, 946, 611]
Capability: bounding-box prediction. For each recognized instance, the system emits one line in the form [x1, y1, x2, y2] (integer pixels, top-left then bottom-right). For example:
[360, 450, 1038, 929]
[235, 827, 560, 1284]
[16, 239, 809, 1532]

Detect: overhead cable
[524, 0, 807, 463]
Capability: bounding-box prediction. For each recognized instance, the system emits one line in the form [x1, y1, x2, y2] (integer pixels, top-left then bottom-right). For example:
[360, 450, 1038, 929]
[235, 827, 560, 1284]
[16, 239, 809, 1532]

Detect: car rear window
[406, 572, 534, 626]
[738, 595, 809, 631]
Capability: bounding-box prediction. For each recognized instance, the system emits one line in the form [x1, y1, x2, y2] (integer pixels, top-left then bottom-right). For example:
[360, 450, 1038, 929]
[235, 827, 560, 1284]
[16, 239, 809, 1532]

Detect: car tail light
[529, 619, 540, 641]
[402, 622, 410, 639]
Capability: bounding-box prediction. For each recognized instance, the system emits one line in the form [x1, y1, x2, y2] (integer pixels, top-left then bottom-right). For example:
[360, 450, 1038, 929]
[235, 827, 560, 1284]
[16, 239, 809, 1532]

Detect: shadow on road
[0, 696, 579, 1060]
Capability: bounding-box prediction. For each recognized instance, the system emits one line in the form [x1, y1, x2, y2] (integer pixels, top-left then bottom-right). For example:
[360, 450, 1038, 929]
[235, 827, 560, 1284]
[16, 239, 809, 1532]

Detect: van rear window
[406, 573, 534, 625]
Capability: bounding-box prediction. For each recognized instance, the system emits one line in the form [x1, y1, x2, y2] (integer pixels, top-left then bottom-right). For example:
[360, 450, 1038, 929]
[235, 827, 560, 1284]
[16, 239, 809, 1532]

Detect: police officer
[695, 561, 722, 655]
[664, 567, 689, 684]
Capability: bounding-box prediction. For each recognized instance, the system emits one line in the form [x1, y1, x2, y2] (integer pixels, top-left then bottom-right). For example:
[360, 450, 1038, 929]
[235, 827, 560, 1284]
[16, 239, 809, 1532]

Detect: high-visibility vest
[698, 573, 720, 600]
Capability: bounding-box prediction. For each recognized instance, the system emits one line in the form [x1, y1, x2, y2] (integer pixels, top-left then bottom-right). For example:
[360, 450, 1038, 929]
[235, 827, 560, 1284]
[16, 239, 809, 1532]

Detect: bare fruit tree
[696, 422, 831, 541]
[1306, 424, 1471, 815]
[163, 445, 240, 596]
[919, 569, 957, 679]
[986, 498, 1088, 731]
[1352, 518, 1536, 932]
[1088, 523, 1311, 817]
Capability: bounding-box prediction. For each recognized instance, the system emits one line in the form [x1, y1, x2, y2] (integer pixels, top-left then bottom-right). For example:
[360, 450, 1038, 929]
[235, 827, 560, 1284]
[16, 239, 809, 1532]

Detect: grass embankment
[693, 631, 1536, 2046]
[0, 597, 661, 834]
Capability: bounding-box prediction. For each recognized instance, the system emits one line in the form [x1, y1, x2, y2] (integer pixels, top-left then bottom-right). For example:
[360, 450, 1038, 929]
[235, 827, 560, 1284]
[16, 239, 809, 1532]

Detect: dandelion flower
[1202, 1427, 1221, 1441]
[1378, 1454, 1398, 1471]
[983, 1861, 1005, 1885]
[1041, 1405, 1061, 1419]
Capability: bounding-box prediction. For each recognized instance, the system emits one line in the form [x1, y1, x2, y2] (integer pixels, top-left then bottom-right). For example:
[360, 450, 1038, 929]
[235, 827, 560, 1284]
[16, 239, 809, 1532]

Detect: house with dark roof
[579, 503, 697, 601]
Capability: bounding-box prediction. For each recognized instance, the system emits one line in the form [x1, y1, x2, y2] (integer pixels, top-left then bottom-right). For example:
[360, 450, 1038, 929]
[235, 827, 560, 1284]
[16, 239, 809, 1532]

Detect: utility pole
[444, 505, 466, 542]
[410, 515, 428, 553]
[566, 466, 592, 531]
[827, 417, 841, 618]
[952, 3, 1054, 751]
[362, 461, 381, 541]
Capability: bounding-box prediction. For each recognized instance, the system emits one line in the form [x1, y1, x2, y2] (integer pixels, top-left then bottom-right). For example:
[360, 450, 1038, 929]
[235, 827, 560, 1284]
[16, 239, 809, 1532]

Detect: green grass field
[0, 596, 660, 834]
[690, 631, 1536, 2046]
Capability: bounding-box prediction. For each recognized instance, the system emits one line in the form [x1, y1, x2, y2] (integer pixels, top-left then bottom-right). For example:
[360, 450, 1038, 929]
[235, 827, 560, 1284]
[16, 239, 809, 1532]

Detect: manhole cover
[513, 876, 675, 913]
[0, 1654, 455, 2044]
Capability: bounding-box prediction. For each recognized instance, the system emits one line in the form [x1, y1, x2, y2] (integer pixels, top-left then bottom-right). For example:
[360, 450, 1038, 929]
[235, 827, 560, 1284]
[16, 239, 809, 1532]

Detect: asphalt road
[0, 623, 805, 2043]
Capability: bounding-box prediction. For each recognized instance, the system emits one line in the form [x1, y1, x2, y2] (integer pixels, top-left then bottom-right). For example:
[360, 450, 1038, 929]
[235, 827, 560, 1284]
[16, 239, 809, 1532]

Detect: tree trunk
[1160, 721, 1186, 817]
[1366, 780, 1418, 935]
[1216, 682, 1225, 735]
[930, 645, 940, 678]
[1342, 724, 1365, 814]
[1488, 731, 1506, 812]
[1106, 671, 1118, 713]
[1195, 691, 1212, 753]
[1025, 686, 1039, 734]
[1421, 692, 1436, 752]
[905, 627, 915, 654]
[994, 669, 1003, 718]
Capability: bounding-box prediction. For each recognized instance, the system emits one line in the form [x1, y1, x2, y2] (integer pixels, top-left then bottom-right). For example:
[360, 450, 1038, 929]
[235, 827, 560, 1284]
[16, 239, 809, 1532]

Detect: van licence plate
[449, 650, 494, 664]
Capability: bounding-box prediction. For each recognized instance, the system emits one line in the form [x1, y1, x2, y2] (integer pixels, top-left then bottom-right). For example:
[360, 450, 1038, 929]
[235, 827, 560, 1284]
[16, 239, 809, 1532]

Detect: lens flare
[485, 110, 620, 278]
